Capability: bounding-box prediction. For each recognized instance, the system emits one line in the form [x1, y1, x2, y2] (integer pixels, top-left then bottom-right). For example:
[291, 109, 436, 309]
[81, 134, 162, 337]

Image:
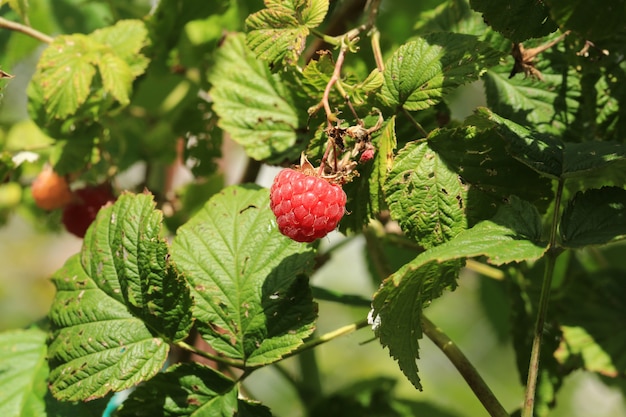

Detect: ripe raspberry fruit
[62, 183, 116, 238]
[31, 166, 73, 210]
[270, 168, 346, 243]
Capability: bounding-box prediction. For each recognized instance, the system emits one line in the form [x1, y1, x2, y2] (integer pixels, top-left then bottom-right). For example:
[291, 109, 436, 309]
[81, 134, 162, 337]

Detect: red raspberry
[62, 183, 116, 238]
[270, 169, 346, 243]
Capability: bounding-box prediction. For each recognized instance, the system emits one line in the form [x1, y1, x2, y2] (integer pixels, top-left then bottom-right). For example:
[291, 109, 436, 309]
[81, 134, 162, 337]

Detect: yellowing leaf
[246, 0, 329, 65]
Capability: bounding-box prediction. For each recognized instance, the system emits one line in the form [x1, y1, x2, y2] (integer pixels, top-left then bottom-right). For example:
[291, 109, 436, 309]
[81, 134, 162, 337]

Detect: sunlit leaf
[171, 185, 317, 366]
[246, 0, 329, 65]
[385, 139, 467, 248]
[380, 33, 502, 111]
[0, 327, 47, 417]
[48, 194, 192, 401]
[209, 33, 307, 163]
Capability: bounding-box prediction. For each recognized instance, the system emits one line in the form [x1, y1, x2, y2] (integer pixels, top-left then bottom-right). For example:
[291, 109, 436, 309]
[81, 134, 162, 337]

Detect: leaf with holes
[47, 193, 192, 401]
[171, 185, 318, 367]
[384, 139, 467, 248]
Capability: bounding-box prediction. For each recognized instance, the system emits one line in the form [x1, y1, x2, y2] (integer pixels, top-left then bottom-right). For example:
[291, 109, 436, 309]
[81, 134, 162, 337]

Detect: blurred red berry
[62, 184, 116, 238]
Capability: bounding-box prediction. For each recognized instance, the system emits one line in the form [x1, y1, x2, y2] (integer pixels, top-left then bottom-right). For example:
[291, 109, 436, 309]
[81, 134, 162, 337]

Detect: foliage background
[1, 0, 626, 416]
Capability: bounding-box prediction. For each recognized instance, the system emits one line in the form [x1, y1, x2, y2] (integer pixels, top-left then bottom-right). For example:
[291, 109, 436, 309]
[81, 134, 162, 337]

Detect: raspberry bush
[1, 1, 626, 417]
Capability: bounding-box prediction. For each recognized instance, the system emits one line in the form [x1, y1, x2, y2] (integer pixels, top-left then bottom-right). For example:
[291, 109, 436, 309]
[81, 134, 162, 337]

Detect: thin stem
[279, 319, 370, 363]
[176, 341, 245, 369]
[465, 259, 505, 281]
[401, 107, 428, 137]
[0, 17, 53, 44]
[521, 179, 565, 417]
[370, 28, 384, 72]
[422, 316, 509, 417]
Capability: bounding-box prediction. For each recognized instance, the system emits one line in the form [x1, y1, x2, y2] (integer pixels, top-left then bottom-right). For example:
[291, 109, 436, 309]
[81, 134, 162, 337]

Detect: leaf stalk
[521, 179, 565, 417]
[422, 316, 509, 417]
[0, 17, 53, 44]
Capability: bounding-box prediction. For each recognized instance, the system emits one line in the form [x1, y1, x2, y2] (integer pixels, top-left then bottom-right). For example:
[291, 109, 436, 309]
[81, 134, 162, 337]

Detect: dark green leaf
[373, 196, 547, 389]
[117, 363, 238, 416]
[384, 140, 467, 248]
[380, 33, 502, 111]
[429, 124, 553, 218]
[414, 0, 487, 36]
[171, 185, 317, 366]
[372, 260, 461, 390]
[546, 0, 626, 41]
[560, 187, 626, 248]
[562, 142, 626, 179]
[473, 107, 564, 178]
[470, 0, 558, 42]
[556, 269, 626, 377]
[483, 63, 580, 137]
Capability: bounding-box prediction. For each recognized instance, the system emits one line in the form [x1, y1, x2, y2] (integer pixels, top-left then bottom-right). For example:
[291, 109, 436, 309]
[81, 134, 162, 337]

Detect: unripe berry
[31, 166, 73, 210]
[270, 168, 346, 243]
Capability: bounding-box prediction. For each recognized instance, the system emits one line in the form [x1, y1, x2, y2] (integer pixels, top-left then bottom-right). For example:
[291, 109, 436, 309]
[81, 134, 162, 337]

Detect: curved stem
[522, 179, 565, 417]
[0, 17, 53, 44]
[422, 316, 509, 417]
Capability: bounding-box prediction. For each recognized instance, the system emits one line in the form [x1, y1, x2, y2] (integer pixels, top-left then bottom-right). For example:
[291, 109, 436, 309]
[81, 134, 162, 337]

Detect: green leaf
[474, 108, 626, 183]
[34, 34, 98, 119]
[209, 33, 307, 163]
[49, 253, 169, 401]
[562, 142, 626, 179]
[560, 187, 626, 248]
[410, 195, 547, 266]
[371, 116, 397, 214]
[556, 269, 626, 377]
[414, 0, 487, 36]
[473, 107, 564, 178]
[0, 327, 48, 417]
[469, 0, 558, 42]
[117, 363, 238, 416]
[32, 20, 149, 119]
[171, 185, 317, 366]
[372, 196, 547, 389]
[379, 33, 502, 111]
[483, 63, 580, 136]
[428, 124, 553, 217]
[83, 193, 193, 342]
[384, 140, 467, 248]
[546, 0, 626, 41]
[90, 19, 150, 76]
[246, 0, 329, 66]
[48, 193, 192, 401]
[96, 53, 134, 106]
[373, 260, 462, 390]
